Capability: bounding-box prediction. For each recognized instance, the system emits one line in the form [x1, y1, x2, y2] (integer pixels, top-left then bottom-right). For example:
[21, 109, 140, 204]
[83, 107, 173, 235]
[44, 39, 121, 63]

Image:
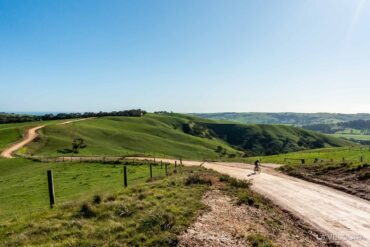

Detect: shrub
[184, 174, 212, 186]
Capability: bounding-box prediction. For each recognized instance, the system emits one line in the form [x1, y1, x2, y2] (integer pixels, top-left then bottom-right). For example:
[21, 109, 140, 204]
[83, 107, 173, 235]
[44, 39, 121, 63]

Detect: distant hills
[194, 112, 370, 144]
[194, 112, 370, 126]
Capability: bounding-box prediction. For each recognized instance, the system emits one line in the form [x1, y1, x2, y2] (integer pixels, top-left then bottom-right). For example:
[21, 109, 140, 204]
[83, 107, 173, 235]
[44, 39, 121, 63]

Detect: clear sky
[1, 0, 369, 113]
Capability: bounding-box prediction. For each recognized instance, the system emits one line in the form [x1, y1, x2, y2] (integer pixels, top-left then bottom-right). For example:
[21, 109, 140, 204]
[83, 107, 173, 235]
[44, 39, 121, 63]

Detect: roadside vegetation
[0, 159, 322, 247]
[247, 146, 370, 200]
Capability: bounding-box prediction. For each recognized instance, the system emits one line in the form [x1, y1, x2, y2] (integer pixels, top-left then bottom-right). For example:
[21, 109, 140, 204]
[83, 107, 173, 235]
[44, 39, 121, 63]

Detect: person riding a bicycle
[254, 160, 261, 173]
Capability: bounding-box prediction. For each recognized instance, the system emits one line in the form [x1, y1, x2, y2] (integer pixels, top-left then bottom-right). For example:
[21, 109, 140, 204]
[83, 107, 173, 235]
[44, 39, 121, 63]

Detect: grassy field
[21, 113, 353, 159]
[0, 160, 319, 247]
[246, 146, 369, 167]
[0, 162, 210, 246]
[0, 158, 173, 222]
[0, 120, 66, 152]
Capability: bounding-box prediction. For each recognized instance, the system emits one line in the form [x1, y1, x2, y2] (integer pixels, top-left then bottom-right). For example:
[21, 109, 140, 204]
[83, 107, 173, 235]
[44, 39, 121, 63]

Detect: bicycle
[254, 165, 262, 174]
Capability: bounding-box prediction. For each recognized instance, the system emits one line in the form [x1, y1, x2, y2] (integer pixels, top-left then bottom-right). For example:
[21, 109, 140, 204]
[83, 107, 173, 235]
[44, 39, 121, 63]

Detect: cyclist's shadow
[246, 171, 257, 177]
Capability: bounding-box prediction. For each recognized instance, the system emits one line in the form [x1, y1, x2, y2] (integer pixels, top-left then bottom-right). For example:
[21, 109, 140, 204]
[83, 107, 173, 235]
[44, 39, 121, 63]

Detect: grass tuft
[78, 203, 96, 218]
[247, 233, 275, 247]
[139, 211, 176, 232]
[185, 174, 212, 186]
[219, 174, 251, 188]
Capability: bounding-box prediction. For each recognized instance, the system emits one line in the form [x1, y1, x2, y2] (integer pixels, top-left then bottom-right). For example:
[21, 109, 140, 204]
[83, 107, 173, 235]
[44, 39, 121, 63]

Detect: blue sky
[0, 0, 369, 113]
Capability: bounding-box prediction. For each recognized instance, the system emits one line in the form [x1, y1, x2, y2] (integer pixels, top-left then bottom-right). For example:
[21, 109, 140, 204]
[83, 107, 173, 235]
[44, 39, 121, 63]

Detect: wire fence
[0, 160, 184, 223]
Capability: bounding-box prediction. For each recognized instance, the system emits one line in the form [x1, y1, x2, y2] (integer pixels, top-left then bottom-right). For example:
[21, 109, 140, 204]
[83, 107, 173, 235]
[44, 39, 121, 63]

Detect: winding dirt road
[0, 118, 90, 158]
[134, 157, 370, 247]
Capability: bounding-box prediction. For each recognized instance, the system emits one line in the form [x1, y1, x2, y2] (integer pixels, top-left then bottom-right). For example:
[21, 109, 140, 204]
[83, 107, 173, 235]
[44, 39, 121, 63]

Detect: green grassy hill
[195, 112, 370, 126]
[0, 120, 61, 152]
[22, 113, 353, 159]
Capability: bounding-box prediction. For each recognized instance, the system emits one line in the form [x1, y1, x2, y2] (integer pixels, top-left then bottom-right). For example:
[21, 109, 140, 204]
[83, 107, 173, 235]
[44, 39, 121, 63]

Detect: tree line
[0, 109, 147, 124]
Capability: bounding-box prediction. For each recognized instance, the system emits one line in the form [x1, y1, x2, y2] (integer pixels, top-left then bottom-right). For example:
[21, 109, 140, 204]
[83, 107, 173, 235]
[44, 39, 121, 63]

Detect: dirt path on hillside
[133, 157, 370, 247]
[0, 118, 91, 159]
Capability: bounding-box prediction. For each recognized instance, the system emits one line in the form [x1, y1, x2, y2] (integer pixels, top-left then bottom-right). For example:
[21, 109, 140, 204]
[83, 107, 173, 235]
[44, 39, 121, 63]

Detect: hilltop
[22, 113, 353, 159]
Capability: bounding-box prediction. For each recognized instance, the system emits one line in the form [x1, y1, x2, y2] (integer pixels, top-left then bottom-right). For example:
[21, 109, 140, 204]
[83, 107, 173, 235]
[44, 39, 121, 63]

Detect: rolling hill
[195, 112, 370, 126]
[21, 113, 353, 159]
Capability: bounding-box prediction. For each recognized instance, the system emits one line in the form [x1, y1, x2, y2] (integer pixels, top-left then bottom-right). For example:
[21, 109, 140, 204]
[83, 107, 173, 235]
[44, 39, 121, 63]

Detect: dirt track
[0, 118, 90, 158]
[135, 157, 370, 247]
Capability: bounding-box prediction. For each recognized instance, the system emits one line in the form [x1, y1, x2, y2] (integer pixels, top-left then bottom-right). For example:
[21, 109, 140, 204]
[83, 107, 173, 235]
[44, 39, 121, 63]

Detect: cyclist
[254, 160, 261, 173]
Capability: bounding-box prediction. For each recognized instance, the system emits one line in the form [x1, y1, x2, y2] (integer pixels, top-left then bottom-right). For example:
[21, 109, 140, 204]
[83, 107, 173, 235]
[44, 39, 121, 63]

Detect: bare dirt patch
[178, 190, 326, 247]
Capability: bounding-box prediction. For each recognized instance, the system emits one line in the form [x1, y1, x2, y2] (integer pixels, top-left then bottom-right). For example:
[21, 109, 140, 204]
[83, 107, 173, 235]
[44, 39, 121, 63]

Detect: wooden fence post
[180, 158, 182, 166]
[123, 166, 128, 188]
[165, 163, 168, 176]
[150, 163, 153, 178]
[175, 161, 177, 169]
[47, 170, 55, 208]
[160, 160, 163, 169]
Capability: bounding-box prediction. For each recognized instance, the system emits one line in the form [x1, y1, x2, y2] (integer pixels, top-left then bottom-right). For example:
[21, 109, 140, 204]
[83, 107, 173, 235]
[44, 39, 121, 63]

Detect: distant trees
[0, 109, 147, 124]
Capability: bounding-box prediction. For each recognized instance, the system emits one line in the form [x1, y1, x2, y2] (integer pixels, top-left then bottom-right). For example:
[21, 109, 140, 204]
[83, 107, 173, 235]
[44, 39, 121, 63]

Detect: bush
[184, 174, 212, 186]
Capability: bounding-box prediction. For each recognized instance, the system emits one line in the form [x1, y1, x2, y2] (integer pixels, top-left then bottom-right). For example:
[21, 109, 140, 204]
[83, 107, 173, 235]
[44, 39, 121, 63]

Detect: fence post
[180, 158, 182, 166]
[160, 160, 163, 169]
[165, 163, 168, 176]
[123, 166, 128, 188]
[175, 161, 177, 169]
[361, 156, 363, 162]
[47, 170, 55, 209]
[150, 163, 153, 178]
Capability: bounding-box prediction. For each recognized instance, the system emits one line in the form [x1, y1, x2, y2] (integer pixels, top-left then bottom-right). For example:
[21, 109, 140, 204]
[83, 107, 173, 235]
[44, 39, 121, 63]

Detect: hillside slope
[195, 112, 370, 126]
[23, 114, 353, 158]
